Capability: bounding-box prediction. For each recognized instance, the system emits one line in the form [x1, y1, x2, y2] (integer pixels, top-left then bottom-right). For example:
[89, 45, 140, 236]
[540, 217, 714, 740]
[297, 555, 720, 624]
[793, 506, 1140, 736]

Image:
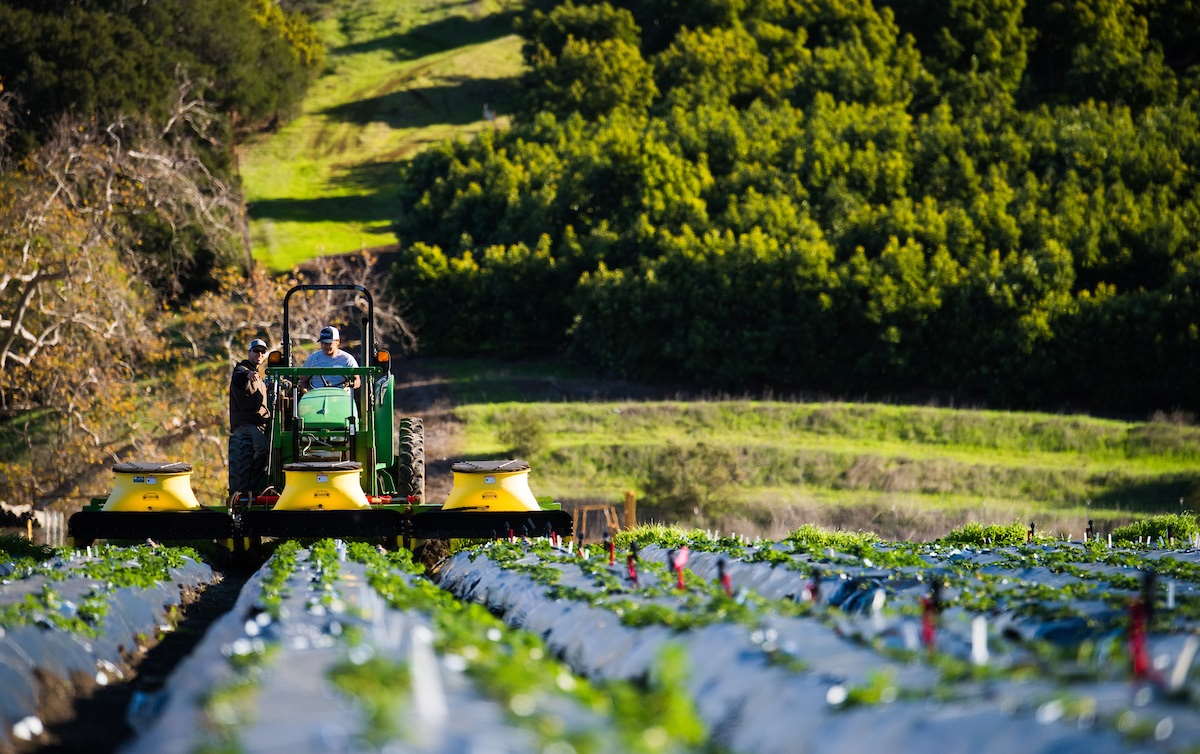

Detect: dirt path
[391, 360, 463, 502]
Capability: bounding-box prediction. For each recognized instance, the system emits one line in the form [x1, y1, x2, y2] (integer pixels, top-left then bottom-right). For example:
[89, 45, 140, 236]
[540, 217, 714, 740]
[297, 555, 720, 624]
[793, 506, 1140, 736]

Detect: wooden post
[624, 490, 637, 530]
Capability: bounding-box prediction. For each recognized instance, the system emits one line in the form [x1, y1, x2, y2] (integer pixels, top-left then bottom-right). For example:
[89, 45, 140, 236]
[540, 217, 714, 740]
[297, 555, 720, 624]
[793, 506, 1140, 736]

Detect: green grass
[451, 399, 1200, 518]
[241, 0, 525, 268]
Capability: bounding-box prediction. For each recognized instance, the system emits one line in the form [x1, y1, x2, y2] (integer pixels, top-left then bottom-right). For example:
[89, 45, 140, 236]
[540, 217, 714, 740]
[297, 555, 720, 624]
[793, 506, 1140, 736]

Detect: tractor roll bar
[281, 284, 374, 368]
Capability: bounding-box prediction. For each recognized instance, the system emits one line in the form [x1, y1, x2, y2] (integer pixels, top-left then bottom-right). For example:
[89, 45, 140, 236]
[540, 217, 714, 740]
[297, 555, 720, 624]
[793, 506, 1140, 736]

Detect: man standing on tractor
[302, 325, 362, 389]
[228, 338, 271, 497]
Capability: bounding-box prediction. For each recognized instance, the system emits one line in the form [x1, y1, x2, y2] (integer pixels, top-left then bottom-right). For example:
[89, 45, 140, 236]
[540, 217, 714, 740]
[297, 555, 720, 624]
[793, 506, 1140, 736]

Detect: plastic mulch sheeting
[124, 547, 615, 753]
[0, 552, 214, 750]
[438, 547, 1180, 754]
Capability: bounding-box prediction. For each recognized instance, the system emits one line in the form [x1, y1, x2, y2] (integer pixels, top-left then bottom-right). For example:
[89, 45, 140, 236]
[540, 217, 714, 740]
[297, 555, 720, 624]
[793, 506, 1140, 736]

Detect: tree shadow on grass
[333, 12, 519, 61]
[1090, 473, 1200, 513]
[321, 76, 520, 130]
[330, 161, 409, 193]
[248, 193, 398, 227]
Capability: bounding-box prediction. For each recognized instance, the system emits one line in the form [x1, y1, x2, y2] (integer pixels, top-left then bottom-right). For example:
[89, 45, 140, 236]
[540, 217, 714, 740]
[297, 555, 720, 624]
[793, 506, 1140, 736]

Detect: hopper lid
[451, 459, 530, 473]
[112, 461, 193, 474]
[282, 461, 363, 471]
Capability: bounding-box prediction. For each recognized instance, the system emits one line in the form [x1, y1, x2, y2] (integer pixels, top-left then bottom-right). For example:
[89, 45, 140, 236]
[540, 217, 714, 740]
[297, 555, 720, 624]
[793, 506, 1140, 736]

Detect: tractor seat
[451, 459, 530, 473]
[112, 461, 193, 474]
[282, 461, 363, 472]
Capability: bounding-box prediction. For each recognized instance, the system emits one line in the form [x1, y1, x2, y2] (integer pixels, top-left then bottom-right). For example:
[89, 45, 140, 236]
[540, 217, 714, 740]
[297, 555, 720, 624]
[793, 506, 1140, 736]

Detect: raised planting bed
[0, 542, 215, 752]
[437, 529, 1200, 753]
[125, 540, 711, 754]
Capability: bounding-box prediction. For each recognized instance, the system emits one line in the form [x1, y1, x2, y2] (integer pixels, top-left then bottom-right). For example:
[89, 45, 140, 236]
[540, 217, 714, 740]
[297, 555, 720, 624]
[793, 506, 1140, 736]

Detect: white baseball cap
[248, 338, 268, 353]
[319, 326, 339, 343]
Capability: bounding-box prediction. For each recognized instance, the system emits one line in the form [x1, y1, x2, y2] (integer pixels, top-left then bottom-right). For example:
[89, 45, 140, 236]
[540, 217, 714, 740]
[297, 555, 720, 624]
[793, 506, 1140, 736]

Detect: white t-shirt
[303, 348, 359, 387]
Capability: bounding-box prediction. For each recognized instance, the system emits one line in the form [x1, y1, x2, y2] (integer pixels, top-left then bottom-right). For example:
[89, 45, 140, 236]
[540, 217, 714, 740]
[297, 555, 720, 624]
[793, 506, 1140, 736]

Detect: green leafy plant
[641, 443, 742, 523]
[1111, 513, 1200, 545]
[497, 407, 549, 459]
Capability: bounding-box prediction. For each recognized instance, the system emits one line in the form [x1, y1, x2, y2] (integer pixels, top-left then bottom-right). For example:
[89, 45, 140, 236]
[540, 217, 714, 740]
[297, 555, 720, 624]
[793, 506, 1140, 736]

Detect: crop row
[124, 540, 714, 754]
[438, 527, 1200, 753]
[0, 541, 215, 753]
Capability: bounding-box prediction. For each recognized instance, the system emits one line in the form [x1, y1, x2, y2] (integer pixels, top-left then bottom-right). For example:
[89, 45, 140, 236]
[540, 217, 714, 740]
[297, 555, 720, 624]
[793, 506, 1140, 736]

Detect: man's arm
[234, 365, 262, 395]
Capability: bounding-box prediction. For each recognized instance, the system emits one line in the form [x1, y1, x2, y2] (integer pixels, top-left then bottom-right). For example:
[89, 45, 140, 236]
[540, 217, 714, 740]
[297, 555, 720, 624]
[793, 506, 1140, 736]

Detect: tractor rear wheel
[397, 417, 425, 504]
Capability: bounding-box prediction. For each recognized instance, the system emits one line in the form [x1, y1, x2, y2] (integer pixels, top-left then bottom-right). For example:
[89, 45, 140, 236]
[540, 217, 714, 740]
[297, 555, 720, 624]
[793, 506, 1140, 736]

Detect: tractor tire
[412, 538, 451, 573]
[228, 427, 261, 496]
[397, 417, 425, 505]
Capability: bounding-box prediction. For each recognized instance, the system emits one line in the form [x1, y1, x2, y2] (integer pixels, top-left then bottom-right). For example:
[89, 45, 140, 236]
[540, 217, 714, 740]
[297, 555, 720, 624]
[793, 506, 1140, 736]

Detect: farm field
[240, 0, 523, 268]
[8, 525, 1200, 752]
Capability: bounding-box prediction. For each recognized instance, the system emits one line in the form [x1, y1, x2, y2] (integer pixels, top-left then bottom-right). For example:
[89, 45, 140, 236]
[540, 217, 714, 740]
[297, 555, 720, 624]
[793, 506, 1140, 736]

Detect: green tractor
[69, 284, 572, 547]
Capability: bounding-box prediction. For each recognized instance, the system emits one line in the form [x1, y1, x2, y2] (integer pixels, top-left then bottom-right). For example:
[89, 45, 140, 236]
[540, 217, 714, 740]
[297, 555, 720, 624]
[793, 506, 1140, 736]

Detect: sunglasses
[252, 348, 267, 354]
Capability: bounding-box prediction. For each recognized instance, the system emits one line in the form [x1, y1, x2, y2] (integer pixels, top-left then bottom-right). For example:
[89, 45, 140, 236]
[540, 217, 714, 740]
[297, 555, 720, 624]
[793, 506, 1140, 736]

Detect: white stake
[1169, 635, 1200, 692]
[902, 622, 919, 652]
[1108, 533, 1113, 548]
[870, 589, 886, 632]
[971, 616, 989, 666]
[410, 624, 448, 737]
[1168, 581, 1176, 609]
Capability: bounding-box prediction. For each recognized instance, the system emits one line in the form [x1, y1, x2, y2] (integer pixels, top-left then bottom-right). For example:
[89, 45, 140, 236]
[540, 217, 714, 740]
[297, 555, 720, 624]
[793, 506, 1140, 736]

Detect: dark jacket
[229, 359, 270, 431]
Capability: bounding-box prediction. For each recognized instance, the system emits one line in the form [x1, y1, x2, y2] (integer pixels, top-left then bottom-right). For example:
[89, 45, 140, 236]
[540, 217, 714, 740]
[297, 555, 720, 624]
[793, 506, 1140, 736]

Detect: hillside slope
[394, 359, 1200, 540]
[240, 0, 523, 269]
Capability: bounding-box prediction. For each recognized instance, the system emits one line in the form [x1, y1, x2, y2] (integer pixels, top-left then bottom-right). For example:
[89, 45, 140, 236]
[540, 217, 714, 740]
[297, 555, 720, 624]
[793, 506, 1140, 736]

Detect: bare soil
[392, 362, 464, 501]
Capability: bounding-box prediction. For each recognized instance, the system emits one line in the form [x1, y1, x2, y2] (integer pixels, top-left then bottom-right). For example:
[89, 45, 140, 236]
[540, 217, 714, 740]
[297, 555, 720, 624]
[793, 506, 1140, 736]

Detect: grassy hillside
[240, 0, 523, 269]
[413, 360, 1200, 538]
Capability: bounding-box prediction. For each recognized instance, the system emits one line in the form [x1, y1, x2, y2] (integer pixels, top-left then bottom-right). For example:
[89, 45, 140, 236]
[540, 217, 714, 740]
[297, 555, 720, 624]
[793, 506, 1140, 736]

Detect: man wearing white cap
[302, 325, 361, 389]
[228, 338, 271, 496]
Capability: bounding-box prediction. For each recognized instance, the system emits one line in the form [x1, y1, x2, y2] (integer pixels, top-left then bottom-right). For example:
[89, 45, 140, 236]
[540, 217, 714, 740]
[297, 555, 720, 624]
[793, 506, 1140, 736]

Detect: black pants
[228, 424, 269, 495]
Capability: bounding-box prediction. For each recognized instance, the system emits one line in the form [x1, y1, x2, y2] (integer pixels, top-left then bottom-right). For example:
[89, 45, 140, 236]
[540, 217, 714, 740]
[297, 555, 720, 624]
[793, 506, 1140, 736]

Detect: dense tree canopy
[390, 0, 1200, 413]
[0, 0, 322, 151]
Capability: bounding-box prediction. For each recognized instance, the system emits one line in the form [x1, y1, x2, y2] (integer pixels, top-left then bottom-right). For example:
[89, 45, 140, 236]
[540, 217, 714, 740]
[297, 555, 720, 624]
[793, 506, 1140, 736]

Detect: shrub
[497, 408, 549, 459]
[0, 534, 56, 562]
[1111, 514, 1200, 545]
[938, 522, 1031, 546]
[641, 443, 742, 523]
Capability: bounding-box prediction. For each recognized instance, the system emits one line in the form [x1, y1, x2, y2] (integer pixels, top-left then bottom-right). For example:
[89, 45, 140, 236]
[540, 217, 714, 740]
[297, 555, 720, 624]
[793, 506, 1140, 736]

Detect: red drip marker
[1130, 599, 1151, 679]
[718, 558, 733, 597]
[805, 567, 822, 604]
[1130, 571, 1162, 685]
[672, 546, 690, 590]
[627, 543, 640, 586]
[605, 534, 615, 566]
[920, 578, 943, 651]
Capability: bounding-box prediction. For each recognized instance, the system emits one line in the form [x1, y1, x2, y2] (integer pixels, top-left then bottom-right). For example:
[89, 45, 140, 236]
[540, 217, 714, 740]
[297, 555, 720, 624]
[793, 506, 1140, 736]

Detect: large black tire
[397, 417, 425, 504]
